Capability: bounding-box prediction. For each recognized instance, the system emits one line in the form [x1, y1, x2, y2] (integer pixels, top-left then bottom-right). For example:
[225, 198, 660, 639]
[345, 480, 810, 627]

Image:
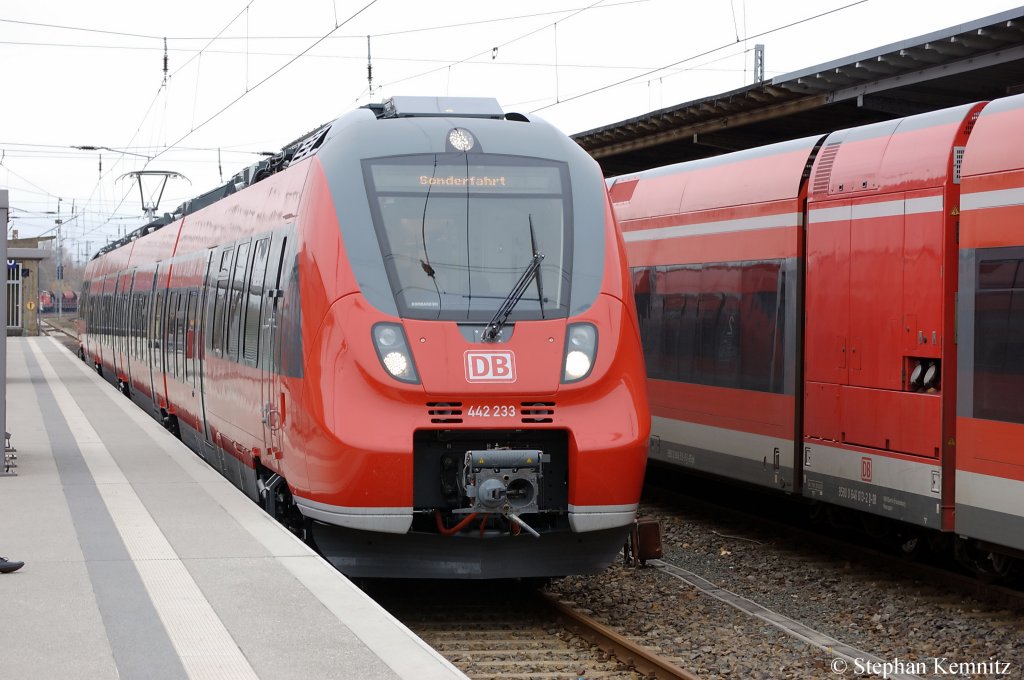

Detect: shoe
[0, 557, 24, 573]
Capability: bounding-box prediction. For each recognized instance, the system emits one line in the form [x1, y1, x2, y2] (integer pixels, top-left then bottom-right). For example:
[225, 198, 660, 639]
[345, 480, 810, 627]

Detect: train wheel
[954, 539, 1000, 581]
[896, 533, 926, 560]
[160, 411, 181, 439]
[988, 552, 1020, 581]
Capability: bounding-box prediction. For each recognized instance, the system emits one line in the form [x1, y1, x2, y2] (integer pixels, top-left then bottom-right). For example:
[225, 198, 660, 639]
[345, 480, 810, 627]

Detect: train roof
[93, 96, 510, 261]
[960, 92, 1024, 179]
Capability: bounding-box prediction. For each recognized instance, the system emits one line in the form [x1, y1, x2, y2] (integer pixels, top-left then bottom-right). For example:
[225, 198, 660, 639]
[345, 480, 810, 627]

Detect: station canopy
[573, 7, 1024, 177]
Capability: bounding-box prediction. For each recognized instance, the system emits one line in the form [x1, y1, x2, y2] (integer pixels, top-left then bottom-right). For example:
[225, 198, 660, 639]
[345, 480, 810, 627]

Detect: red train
[59, 290, 78, 313]
[78, 96, 649, 579]
[613, 93, 1024, 576]
[39, 290, 55, 314]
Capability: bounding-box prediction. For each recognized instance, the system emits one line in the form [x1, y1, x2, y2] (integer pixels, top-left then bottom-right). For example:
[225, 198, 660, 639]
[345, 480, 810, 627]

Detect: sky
[2, 0, 1022, 263]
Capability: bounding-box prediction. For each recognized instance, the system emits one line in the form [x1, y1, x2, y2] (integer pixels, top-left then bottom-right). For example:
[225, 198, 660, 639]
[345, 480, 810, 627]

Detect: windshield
[363, 153, 572, 321]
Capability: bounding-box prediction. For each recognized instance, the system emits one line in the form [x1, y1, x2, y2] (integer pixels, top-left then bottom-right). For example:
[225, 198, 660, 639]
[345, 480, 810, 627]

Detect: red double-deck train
[613, 93, 1024, 576]
[78, 96, 650, 579]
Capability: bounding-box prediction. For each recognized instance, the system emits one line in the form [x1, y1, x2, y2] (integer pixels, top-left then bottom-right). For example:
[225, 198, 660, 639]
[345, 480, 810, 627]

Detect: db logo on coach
[465, 351, 517, 383]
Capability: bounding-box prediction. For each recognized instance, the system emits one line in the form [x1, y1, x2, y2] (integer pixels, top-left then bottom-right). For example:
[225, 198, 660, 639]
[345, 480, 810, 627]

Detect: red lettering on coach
[465, 351, 517, 383]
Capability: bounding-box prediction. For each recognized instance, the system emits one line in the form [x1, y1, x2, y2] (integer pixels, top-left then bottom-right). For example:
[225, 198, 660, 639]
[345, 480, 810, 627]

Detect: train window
[128, 295, 136, 358]
[166, 292, 177, 377]
[227, 241, 250, 361]
[633, 261, 787, 394]
[243, 237, 271, 365]
[210, 246, 233, 355]
[176, 293, 186, 378]
[185, 291, 198, 386]
[139, 293, 147, 359]
[363, 153, 572, 321]
[211, 280, 227, 355]
[134, 294, 141, 358]
[153, 291, 163, 369]
[219, 247, 233, 275]
[140, 294, 150, 363]
[973, 254, 1024, 424]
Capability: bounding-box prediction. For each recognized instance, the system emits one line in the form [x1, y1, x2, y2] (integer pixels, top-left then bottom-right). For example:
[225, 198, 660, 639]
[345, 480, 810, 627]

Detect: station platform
[0, 336, 467, 680]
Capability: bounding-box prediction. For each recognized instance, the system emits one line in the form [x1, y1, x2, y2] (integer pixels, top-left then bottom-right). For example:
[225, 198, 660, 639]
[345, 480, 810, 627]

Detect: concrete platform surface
[0, 337, 467, 680]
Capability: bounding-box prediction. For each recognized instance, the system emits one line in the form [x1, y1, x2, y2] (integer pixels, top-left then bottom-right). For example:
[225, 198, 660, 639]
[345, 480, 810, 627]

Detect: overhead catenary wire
[3, 0, 874, 243]
[530, 0, 868, 112]
[146, 0, 380, 167]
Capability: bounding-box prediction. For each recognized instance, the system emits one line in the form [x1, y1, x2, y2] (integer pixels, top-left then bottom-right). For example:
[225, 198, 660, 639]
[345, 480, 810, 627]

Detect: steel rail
[535, 590, 702, 680]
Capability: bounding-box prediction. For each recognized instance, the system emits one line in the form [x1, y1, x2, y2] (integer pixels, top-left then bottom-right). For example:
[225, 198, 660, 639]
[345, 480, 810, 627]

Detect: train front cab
[802, 103, 985, 532]
[291, 105, 650, 578]
[956, 92, 1024, 567]
[612, 136, 820, 493]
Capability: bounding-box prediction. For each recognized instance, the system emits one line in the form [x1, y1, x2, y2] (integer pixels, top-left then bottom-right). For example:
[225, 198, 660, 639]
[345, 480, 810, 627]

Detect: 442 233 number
[466, 404, 517, 418]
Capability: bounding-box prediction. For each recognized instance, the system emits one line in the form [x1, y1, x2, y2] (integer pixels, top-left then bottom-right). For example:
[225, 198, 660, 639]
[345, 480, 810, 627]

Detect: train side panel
[802, 103, 985, 530]
[957, 92, 1024, 553]
[171, 162, 312, 498]
[614, 136, 821, 492]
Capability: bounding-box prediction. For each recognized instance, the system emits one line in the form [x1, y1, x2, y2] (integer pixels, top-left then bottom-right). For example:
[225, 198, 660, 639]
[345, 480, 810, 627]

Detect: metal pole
[1, 189, 13, 475]
[57, 218, 63, 319]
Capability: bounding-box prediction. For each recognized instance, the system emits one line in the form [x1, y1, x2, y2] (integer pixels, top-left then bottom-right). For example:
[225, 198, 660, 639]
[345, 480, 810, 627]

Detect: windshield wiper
[482, 249, 544, 343]
[529, 215, 546, 319]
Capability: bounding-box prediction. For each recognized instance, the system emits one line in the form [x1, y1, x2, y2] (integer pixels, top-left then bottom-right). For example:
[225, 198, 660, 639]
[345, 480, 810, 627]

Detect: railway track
[643, 472, 1024, 610]
[365, 581, 699, 680]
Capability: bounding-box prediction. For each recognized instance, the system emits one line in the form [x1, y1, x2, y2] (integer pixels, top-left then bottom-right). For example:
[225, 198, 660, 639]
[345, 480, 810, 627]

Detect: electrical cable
[145, 0, 379, 167]
[530, 0, 869, 112]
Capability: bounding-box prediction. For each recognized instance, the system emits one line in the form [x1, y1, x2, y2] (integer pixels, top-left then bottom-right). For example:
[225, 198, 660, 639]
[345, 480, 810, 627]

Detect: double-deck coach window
[633, 261, 787, 394]
[973, 253, 1024, 424]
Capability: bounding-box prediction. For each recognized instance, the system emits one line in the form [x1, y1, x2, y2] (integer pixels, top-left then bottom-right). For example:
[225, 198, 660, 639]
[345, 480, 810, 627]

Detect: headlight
[372, 323, 419, 383]
[562, 323, 597, 383]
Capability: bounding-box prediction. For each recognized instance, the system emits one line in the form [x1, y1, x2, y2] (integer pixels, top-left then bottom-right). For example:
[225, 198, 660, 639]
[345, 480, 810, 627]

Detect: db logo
[465, 351, 516, 383]
[860, 457, 873, 482]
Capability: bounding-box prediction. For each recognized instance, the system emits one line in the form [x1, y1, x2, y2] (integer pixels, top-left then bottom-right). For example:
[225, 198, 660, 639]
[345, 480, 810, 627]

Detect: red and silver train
[78, 96, 650, 579]
[612, 93, 1024, 576]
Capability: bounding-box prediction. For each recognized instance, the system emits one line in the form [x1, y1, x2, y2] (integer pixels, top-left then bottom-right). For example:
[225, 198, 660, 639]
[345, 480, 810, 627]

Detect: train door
[261, 233, 288, 458]
[148, 262, 166, 412]
[114, 272, 130, 384]
[195, 250, 214, 440]
[126, 269, 139, 393]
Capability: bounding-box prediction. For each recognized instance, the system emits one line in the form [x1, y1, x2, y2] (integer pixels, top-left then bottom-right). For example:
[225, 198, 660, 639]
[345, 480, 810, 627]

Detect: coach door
[148, 262, 165, 412]
[261, 233, 288, 458]
[126, 269, 139, 392]
[195, 250, 214, 440]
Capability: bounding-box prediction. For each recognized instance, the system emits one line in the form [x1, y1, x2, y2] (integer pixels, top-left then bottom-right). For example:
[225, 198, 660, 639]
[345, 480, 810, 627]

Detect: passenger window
[634, 261, 787, 394]
[185, 291, 198, 385]
[153, 292, 163, 356]
[168, 292, 179, 377]
[973, 253, 1024, 424]
[243, 237, 271, 364]
[227, 242, 250, 361]
[211, 246, 234, 355]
